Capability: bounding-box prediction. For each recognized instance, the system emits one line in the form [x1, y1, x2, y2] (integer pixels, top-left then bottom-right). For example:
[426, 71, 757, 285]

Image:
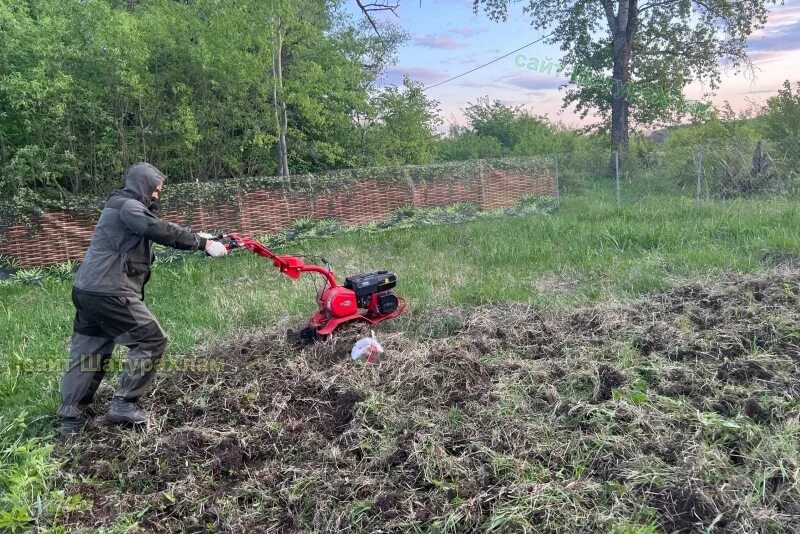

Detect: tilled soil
[56, 269, 800, 532]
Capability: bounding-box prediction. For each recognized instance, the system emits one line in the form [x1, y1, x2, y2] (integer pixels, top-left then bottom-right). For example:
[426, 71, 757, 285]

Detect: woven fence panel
[0, 164, 556, 267]
[2, 211, 97, 268]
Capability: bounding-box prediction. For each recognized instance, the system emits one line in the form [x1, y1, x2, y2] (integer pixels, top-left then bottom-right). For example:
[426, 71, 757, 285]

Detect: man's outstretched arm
[118, 199, 207, 250]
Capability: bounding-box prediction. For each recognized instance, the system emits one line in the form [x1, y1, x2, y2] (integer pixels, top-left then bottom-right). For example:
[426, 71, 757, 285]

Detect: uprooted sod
[56, 270, 800, 532]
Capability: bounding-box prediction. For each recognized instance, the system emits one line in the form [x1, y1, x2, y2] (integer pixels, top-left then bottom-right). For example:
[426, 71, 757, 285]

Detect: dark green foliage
[762, 81, 800, 180]
[263, 217, 346, 248]
[0, 0, 426, 200]
[438, 99, 578, 161]
[258, 195, 556, 250]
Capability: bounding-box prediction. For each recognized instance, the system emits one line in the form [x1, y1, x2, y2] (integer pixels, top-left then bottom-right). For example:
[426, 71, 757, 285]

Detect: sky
[345, 0, 800, 131]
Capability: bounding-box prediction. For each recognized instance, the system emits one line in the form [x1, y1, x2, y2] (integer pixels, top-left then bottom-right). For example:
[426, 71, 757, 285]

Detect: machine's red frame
[222, 233, 407, 335]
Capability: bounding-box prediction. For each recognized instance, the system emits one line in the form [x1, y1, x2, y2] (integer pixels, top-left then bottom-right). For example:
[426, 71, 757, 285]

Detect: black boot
[61, 417, 88, 437]
[107, 398, 149, 425]
[78, 404, 98, 419]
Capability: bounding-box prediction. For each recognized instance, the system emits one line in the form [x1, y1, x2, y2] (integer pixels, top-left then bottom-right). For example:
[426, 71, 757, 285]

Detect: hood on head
[122, 163, 166, 206]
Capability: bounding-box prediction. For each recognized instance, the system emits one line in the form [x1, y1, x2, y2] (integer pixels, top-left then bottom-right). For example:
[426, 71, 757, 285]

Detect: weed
[2, 191, 800, 530]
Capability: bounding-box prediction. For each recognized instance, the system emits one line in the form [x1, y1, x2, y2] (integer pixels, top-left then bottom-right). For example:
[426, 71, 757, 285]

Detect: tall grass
[1, 186, 799, 528]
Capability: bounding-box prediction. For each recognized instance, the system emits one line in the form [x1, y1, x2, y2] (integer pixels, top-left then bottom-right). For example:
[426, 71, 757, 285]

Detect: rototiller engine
[217, 233, 407, 340]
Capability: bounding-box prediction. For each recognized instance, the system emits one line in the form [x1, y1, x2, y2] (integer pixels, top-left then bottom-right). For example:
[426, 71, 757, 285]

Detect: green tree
[363, 76, 442, 165]
[473, 0, 777, 153]
[436, 125, 504, 161]
[0, 0, 144, 194]
[463, 97, 555, 154]
[0, 0, 406, 198]
[763, 80, 800, 176]
[463, 98, 520, 150]
[278, 0, 404, 173]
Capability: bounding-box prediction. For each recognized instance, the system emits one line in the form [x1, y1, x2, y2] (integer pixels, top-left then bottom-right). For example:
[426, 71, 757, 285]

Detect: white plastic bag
[351, 336, 384, 364]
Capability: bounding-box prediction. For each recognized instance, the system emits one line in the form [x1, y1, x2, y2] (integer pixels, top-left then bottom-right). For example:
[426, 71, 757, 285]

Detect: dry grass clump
[56, 270, 800, 532]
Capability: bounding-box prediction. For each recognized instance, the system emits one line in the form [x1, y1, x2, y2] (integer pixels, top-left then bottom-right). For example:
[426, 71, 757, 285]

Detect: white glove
[196, 232, 215, 239]
[204, 240, 228, 258]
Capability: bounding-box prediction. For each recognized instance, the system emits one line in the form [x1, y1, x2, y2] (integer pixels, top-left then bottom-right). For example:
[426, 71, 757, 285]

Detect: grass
[1, 186, 800, 530]
[44, 270, 800, 532]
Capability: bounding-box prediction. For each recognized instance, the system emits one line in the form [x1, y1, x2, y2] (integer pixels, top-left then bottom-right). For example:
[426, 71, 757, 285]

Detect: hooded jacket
[73, 163, 208, 298]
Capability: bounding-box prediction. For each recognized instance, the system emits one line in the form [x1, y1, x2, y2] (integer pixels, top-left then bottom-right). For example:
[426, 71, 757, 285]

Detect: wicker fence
[0, 157, 557, 267]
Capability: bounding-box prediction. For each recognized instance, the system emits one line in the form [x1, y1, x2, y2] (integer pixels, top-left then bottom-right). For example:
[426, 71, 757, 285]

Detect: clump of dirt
[634, 322, 681, 356]
[594, 364, 626, 402]
[716, 360, 774, 384]
[54, 269, 800, 532]
[648, 485, 723, 533]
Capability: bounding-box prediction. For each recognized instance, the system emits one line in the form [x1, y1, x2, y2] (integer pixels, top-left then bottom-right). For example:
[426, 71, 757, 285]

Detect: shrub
[762, 80, 800, 180]
[702, 140, 787, 198]
[10, 268, 46, 286]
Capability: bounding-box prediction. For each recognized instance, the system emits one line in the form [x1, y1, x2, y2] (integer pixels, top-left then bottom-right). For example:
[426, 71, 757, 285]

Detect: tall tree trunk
[115, 78, 129, 171]
[67, 114, 80, 193]
[90, 129, 97, 192]
[272, 22, 289, 177]
[0, 132, 7, 168]
[139, 96, 147, 163]
[610, 36, 630, 153]
[604, 0, 637, 155]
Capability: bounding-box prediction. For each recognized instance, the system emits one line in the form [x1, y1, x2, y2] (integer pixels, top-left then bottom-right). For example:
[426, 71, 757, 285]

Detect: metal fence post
[614, 150, 621, 208]
[554, 154, 560, 206]
[695, 146, 703, 206]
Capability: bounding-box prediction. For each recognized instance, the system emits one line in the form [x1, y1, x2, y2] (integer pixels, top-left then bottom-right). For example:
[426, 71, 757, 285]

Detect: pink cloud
[748, 20, 800, 52]
[450, 27, 487, 38]
[766, 3, 800, 26]
[414, 34, 467, 49]
[454, 80, 509, 90]
[749, 50, 791, 64]
[498, 73, 565, 90]
[751, 4, 800, 38]
[380, 66, 449, 86]
[441, 57, 480, 66]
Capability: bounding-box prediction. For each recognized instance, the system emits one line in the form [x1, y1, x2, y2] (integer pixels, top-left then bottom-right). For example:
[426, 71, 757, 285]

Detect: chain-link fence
[577, 139, 800, 206]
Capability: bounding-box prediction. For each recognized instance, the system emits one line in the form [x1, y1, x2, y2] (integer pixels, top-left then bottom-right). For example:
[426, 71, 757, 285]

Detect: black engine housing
[344, 271, 398, 309]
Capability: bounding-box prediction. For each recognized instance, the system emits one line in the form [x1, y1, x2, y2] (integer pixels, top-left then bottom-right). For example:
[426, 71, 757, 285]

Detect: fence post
[554, 154, 560, 206]
[695, 146, 703, 206]
[614, 150, 621, 208]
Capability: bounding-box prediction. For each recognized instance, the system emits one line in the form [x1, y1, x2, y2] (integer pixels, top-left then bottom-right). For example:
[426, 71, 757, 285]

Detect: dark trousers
[57, 288, 168, 419]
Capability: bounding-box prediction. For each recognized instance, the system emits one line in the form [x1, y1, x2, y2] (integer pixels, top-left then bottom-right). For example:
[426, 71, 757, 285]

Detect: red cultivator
[218, 233, 407, 341]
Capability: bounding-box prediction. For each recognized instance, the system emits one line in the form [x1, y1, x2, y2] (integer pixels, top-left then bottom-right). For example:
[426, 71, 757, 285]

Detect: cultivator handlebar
[215, 232, 337, 287]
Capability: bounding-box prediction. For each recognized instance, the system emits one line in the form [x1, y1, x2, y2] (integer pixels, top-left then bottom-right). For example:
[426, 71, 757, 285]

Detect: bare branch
[639, 0, 680, 13]
[355, 0, 400, 36]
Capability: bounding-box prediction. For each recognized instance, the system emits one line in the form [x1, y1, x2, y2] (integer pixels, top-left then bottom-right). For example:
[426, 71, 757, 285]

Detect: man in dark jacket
[57, 162, 227, 435]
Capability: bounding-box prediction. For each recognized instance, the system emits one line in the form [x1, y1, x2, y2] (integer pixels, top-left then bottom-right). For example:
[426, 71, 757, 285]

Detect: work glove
[204, 240, 227, 258]
[196, 232, 226, 257]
